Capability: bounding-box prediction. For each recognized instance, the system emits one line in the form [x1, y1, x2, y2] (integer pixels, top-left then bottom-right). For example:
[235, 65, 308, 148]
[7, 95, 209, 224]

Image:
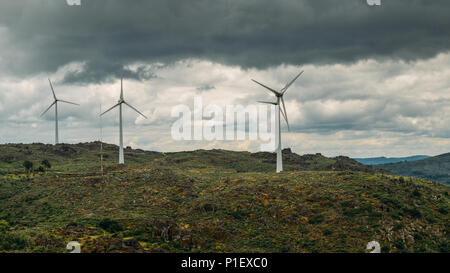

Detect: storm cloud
[0, 0, 449, 83]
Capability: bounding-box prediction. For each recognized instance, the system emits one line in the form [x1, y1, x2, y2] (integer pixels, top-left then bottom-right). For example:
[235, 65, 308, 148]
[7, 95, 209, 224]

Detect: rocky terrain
[0, 143, 448, 253]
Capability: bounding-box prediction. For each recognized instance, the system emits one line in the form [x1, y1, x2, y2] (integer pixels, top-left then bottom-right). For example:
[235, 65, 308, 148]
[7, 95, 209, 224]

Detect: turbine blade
[124, 101, 148, 119]
[251, 79, 281, 96]
[279, 105, 288, 126]
[257, 101, 278, 105]
[59, 99, 79, 106]
[100, 103, 120, 116]
[282, 70, 304, 94]
[48, 78, 57, 100]
[120, 78, 124, 100]
[281, 96, 290, 131]
[41, 101, 56, 116]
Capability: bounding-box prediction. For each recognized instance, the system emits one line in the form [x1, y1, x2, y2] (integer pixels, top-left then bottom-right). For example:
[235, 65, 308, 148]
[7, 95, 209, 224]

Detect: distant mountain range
[354, 156, 430, 165]
[376, 153, 450, 186]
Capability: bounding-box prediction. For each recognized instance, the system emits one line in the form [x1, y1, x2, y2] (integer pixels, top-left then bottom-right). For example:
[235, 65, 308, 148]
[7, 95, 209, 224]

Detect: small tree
[23, 161, 33, 174]
[41, 159, 51, 169]
[0, 220, 9, 231]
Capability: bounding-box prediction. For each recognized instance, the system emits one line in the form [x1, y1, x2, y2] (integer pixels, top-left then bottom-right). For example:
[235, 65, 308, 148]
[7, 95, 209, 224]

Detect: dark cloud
[62, 62, 158, 84]
[197, 84, 215, 92]
[0, 0, 449, 83]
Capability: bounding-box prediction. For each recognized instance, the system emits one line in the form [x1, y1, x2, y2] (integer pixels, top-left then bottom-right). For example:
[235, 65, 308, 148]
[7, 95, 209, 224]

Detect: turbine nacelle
[101, 78, 148, 119]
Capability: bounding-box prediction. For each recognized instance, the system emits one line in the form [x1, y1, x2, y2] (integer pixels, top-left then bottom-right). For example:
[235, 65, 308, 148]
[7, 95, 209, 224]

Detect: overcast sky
[1, 0, 450, 158]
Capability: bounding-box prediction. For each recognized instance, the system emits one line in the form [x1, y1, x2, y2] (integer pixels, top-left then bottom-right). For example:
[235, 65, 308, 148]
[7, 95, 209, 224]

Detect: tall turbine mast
[41, 79, 79, 145]
[101, 78, 148, 165]
[252, 71, 304, 173]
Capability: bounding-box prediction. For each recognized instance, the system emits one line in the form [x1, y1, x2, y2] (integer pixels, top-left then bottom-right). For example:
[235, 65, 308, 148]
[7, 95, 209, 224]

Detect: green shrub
[308, 214, 324, 224]
[368, 211, 382, 220]
[23, 161, 33, 174]
[393, 222, 404, 231]
[323, 228, 332, 236]
[412, 189, 421, 198]
[41, 159, 51, 169]
[393, 240, 406, 251]
[0, 233, 28, 251]
[403, 207, 421, 218]
[437, 207, 447, 215]
[98, 218, 123, 233]
[0, 220, 9, 232]
[413, 232, 425, 241]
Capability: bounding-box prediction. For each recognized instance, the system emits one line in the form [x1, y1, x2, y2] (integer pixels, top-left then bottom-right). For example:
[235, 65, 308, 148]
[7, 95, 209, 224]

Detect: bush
[323, 228, 332, 236]
[0, 233, 28, 251]
[0, 220, 9, 232]
[393, 240, 406, 251]
[41, 159, 51, 169]
[403, 207, 421, 218]
[393, 222, 405, 231]
[23, 161, 33, 174]
[368, 211, 382, 220]
[98, 219, 123, 233]
[308, 214, 324, 224]
[438, 207, 447, 215]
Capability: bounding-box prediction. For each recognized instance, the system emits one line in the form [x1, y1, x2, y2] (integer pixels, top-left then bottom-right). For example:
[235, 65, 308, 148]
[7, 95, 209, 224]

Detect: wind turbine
[101, 78, 148, 165]
[252, 71, 304, 173]
[41, 79, 79, 145]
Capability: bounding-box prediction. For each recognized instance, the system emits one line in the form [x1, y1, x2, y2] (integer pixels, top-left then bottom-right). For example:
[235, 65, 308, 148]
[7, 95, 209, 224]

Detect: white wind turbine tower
[252, 71, 304, 173]
[101, 78, 148, 165]
[41, 79, 79, 145]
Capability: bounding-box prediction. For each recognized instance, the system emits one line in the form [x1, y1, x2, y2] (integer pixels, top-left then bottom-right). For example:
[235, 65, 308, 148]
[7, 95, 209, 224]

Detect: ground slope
[379, 153, 450, 186]
[0, 143, 448, 253]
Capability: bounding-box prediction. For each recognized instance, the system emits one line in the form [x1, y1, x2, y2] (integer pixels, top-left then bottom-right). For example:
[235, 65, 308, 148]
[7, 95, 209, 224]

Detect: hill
[378, 153, 450, 186]
[0, 143, 381, 175]
[0, 143, 448, 253]
[354, 156, 430, 165]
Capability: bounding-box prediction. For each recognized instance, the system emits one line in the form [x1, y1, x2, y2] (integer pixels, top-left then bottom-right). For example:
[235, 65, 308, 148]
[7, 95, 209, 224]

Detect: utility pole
[100, 103, 104, 176]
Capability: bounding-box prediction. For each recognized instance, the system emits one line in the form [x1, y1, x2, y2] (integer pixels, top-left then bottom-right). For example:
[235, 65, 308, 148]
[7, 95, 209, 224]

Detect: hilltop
[0, 143, 448, 253]
[0, 142, 383, 175]
[379, 153, 450, 186]
[354, 156, 430, 166]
